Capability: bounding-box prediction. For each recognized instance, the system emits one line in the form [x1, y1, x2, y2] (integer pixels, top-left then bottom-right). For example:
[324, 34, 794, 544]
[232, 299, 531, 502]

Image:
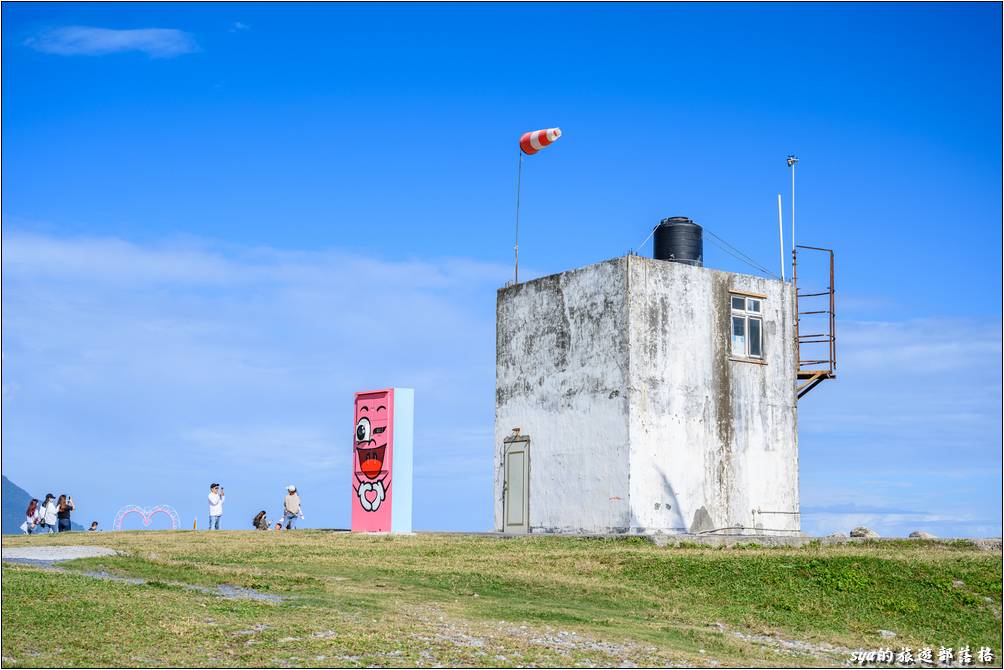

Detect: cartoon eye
[355, 417, 371, 443]
[373, 426, 385, 435]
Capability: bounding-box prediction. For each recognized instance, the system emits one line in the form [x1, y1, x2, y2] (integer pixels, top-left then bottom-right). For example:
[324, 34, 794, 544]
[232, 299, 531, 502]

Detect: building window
[731, 295, 763, 359]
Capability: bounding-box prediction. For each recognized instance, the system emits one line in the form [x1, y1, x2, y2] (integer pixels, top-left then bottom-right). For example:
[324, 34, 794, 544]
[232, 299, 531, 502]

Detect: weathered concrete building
[494, 227, 801, 536]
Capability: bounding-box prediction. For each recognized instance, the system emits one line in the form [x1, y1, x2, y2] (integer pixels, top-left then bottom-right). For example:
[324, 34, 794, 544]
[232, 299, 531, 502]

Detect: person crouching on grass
[22, 499, 41, 534]
[252, 510, 269, 530]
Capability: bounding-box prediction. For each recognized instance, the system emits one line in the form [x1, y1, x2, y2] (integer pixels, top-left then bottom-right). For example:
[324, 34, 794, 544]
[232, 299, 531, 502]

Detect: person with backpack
[56, 494, 75, 532]
[40, 494, 58, 533]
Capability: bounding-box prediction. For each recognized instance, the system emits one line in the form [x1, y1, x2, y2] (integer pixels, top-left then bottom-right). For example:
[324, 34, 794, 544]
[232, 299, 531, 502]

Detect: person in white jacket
[21, 499, 42, 534]
[207, 483, 225, 530]
[40, 494, 58, 534]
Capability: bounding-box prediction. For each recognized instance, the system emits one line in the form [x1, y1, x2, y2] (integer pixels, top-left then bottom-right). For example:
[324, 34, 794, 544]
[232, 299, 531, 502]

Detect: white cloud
[798, 316, 1002, 537]
[799, 502, 984, 537]
[800, 510, 996, 539]
[1, 233, 509, 288]
[836, 318, 1001, 374]
[1, 232, 508, 530]
[2, 231, 999, 535]
[229, 22, 251, 33]
[799, 317, 1002, 442]
[25, 26, 198, 58]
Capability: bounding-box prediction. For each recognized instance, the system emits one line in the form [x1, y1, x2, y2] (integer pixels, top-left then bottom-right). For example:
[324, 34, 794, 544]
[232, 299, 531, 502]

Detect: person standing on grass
[56, 494, 75, 532]
[282, 485, 303, 529]
[40, 494, 57, 533]
[207, 483, 225, 530]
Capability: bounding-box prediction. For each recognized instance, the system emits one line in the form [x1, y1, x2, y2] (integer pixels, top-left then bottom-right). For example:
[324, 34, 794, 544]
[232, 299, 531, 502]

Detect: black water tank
[653, 216, 703, 267]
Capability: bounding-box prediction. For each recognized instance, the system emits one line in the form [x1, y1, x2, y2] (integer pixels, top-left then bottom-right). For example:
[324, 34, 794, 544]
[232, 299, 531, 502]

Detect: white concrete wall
[494, 259, 632, 532]
[625, 257, 799, 535]
[495, 255, 799, 535]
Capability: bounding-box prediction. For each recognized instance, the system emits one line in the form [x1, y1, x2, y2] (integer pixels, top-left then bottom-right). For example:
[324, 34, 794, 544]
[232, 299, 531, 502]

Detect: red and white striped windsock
[519, 128, 562, 155]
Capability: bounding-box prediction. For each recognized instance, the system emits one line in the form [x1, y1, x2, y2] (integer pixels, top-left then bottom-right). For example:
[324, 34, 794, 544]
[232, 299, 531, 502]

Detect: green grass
[2, 531, 1001, 667]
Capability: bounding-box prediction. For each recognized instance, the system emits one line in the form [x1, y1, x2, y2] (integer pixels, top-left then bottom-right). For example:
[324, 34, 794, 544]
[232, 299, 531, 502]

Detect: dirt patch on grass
[2, 545, 117, 562]
[404, 603, 695, 667]
[713, 622, 853, 663]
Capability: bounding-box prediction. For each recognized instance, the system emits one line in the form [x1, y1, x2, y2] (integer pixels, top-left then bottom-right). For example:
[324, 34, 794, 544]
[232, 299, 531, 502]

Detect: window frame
[730, 293, 765, 361]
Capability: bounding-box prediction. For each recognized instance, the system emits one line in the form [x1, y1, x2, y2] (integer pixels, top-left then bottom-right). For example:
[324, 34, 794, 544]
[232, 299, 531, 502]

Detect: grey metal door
[503, 436, 529, 534]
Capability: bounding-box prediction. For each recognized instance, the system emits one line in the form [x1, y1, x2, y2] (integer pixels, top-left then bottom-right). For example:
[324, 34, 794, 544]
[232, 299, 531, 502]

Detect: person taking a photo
[207, 483, 225, 530]
[56, 494, 75, 532]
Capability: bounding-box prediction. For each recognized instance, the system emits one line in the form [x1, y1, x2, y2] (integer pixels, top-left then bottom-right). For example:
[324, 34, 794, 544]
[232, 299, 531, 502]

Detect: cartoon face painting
[355, 401, 389, 518]
[351, 388, 413, 533]
[351, 387, 397, 530]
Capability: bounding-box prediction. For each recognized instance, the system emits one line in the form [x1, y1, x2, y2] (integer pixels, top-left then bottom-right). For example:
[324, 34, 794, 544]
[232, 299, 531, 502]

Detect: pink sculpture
[351, 388, 413, 532]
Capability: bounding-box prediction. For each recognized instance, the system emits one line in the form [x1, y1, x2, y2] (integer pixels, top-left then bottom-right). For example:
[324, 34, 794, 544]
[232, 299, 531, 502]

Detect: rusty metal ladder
[793, 245, 836, 399]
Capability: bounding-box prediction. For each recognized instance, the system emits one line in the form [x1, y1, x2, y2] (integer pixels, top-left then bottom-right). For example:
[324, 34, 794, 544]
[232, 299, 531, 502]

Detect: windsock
[519, 127, 562, 155]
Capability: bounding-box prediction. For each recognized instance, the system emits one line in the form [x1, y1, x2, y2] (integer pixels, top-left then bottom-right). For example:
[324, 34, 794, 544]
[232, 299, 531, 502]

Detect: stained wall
[494, 256, 799, 535]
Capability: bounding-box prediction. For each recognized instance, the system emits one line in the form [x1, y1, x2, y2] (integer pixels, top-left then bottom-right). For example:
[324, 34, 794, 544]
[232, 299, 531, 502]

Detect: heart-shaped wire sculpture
[112, 505, 181, 531]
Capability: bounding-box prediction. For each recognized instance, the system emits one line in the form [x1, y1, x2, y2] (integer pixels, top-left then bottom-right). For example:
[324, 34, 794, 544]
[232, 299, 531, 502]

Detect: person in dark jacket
[56, 494, 75, 532]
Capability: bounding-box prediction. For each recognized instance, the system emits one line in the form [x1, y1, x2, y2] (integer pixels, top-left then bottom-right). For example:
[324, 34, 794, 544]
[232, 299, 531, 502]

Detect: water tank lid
[660, 216, 697, 226]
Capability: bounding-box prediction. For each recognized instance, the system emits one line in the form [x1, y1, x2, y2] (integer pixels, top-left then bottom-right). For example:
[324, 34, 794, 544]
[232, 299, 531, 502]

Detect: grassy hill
[1, 532, 1001, 667]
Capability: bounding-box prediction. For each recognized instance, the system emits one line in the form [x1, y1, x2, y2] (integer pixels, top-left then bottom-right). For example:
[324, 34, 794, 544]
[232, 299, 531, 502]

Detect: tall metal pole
[789, 155, 800, 382]
[786, 155, 799, 279]
[514, 150, 523, 284]
[793, 245, 799, 374]
[777, 193, 785, 281]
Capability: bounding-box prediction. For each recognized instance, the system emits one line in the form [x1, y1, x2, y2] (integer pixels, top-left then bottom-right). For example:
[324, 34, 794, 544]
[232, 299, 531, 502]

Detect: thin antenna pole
[793, 245, 799, 371]
[787, 154, 800, 373]
[791, 160, 796, 256]
[786, 154, 799, 278]
[777, 193, 785, 281]
[514, 149, 523, 284]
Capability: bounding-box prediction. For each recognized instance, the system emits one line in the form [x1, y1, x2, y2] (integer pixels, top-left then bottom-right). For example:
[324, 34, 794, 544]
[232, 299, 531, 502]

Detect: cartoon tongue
[360, 459, 382, 479]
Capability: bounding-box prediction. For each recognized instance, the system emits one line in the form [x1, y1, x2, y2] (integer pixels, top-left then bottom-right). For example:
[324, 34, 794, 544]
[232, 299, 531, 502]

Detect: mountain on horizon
[2, 474, 84, 534]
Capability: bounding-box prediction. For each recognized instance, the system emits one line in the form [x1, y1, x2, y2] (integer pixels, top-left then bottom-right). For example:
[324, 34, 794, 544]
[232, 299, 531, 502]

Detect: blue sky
[2, 2, 1000, 535]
